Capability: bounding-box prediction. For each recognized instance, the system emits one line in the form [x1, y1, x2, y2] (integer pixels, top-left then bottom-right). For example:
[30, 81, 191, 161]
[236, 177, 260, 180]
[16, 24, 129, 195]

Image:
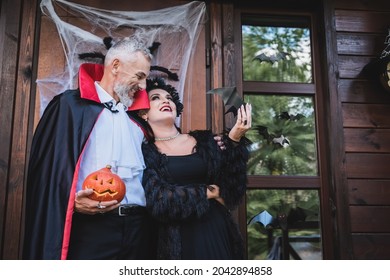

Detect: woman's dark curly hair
[146, 77, 184, 116]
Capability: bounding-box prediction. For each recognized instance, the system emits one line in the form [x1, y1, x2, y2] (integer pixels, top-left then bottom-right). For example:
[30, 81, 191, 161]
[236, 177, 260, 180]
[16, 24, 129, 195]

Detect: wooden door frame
[208, 0, 339, 259]
[0, 0, 40, 259]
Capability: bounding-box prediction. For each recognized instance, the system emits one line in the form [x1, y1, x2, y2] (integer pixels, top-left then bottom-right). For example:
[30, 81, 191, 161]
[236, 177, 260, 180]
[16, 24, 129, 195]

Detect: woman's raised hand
[228, 103, 252, 142]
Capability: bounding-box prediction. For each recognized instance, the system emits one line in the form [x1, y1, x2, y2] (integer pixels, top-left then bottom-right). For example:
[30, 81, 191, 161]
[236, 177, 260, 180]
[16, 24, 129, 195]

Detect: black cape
[23, 63, 148, 259]
[23, 89, 102, 259]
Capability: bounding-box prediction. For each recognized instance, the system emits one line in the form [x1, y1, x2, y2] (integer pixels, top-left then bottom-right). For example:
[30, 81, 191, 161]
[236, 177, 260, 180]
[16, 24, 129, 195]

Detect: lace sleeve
[142, 144, 210, 222]
[218, 135, 251, 210]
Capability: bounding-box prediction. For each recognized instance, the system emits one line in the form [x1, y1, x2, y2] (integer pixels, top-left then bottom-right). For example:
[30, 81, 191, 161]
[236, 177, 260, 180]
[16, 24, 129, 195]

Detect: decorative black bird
[148, 41, 161, 54]
[103, 36, 113, 49]
[77, 36, 113, 63]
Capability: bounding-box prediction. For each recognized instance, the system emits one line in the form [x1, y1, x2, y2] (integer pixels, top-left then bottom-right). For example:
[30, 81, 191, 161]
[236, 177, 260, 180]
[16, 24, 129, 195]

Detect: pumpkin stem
[106, 165, 112, 170]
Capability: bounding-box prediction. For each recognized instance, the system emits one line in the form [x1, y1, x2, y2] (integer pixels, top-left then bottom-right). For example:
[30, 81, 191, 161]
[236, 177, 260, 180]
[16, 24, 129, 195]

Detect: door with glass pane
[239, 13, 328, 260]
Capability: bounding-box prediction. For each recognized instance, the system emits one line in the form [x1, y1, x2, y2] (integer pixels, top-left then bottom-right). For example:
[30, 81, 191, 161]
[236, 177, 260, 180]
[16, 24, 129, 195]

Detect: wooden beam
[2, 0, 40, 260]
[0, 0, 23, 260]
[209, 2, 225, 133]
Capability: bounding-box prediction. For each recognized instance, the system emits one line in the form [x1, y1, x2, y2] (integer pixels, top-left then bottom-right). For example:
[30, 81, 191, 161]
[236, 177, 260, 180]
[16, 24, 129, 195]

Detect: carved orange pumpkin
[82, 165, 125, 202]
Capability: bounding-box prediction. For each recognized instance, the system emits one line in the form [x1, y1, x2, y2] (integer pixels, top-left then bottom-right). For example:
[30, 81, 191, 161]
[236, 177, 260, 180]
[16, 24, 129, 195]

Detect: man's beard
[114, 82, 134, 108]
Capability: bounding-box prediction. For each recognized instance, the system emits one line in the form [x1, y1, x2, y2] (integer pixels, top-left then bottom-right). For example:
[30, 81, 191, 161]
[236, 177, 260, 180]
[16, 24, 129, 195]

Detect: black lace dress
[167, 153, 234, 259]
[142, 130, 249, 260]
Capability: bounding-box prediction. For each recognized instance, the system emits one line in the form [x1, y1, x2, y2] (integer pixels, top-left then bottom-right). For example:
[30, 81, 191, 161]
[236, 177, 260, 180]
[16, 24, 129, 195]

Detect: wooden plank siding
[3, 0, 390, 260]
[351, 234, 390, 260]
[346, 154, 390, 178]
[344, 128, 390, 152]
[350, 206, 390, 232]
[337, 33, 388, 56]
[0, 0, 40, 259]
[339, 79, 390, 104]
[335, 0, 390, 259]
[0, 0, 23, 259]
[348, 179, 390, 205]
[343, 104, 390, 128]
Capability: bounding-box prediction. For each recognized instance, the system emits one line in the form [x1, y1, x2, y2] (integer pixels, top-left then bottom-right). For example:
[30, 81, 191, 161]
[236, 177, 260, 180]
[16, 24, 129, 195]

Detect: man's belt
[107, 204, 146, 216]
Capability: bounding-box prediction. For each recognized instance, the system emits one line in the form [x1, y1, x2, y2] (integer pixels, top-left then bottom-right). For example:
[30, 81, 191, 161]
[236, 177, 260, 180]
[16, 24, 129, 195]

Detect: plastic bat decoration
[255, 125, 290, 147]
[272, 135, 290, 147]
[252, 51, 289, 64]
[255, 125, 272, 142]
[206, 86, 245, 117]
[247, 208, 307, 228]
[247, 210, 274, 227]
[279, 111, 304, 121]
[287, 207, 307, 224]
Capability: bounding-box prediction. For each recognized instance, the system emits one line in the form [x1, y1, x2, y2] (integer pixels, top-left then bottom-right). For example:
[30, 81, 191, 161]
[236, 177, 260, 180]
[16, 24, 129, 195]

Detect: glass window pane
[246, 189, 322, 260]
[245, 94, 318, 176]
[242, 25, 312, 83]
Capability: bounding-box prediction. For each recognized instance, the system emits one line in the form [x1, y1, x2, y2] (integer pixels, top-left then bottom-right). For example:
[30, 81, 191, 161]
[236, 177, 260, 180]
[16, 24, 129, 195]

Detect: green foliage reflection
[242, 25, 312, 83]
[245, 95, 317, 176]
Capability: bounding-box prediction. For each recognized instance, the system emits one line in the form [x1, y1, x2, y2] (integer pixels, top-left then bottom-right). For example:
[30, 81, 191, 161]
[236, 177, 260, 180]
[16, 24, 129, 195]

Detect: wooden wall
[333, 0, 390, 259]
[2, 0, 390, 260]
[0, 0, 39, 260]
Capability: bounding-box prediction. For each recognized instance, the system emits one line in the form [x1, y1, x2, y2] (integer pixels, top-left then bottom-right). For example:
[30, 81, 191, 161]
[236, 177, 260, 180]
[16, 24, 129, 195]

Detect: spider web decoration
[37, 0, 206, 117]
[380, 28, 390, 59]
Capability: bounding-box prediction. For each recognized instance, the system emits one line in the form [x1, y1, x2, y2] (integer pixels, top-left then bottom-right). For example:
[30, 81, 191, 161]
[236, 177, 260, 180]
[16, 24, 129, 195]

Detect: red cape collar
[78, 63, 150, 111]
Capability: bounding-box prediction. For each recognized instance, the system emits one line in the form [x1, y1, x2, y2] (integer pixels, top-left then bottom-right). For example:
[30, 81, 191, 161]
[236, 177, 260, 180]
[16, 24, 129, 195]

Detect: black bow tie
[103, 102, 119, 113]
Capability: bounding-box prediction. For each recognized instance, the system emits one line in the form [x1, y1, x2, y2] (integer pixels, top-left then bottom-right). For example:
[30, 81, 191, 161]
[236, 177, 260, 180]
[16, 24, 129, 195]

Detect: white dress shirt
[76, 82, 146, 206]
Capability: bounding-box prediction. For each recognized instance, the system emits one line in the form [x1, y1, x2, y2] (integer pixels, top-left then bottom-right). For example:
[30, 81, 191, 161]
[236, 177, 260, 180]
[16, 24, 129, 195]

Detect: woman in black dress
[140, 77, 251, 259]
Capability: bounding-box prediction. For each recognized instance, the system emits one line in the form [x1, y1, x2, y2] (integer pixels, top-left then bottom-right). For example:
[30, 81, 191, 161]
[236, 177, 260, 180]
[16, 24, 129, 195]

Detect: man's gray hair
[104, 37, 152, 66]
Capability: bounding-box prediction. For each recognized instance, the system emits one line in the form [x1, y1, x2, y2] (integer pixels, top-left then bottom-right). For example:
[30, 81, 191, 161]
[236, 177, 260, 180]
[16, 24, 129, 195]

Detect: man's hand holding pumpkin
[74, 189, 120, 215]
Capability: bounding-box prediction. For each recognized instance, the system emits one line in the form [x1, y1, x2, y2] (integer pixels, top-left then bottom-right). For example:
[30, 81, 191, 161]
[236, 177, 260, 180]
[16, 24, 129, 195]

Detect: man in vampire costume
[23, 37, 157, 260]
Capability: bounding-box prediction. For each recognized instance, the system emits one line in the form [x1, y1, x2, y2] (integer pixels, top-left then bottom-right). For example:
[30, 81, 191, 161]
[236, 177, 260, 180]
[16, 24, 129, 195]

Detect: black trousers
[67, 209, 157, 260]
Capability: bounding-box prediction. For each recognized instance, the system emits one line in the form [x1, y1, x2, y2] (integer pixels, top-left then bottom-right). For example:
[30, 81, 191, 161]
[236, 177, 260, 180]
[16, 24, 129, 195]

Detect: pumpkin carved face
[82, 165, 125, 202]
